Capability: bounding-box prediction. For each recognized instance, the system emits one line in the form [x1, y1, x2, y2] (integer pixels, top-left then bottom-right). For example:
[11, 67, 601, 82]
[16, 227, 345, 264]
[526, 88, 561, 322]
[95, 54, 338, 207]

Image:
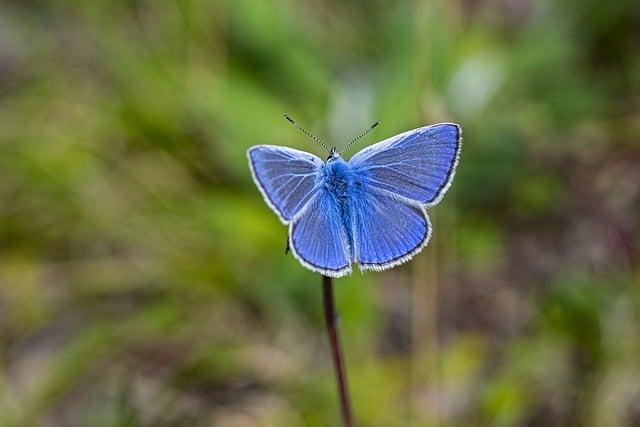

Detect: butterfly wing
[349, 189, 431, 270]
[247, 145, 324, 223]
[348, 123, 461, 270]
[350, 123, 461, 207]
[289, 191, 352, 278]
[248, 145, 351, 277]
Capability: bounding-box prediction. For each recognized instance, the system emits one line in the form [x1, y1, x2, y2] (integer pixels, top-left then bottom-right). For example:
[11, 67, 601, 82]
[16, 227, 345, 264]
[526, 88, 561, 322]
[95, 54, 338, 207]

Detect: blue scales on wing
[350, 123, 461, 207]
[247, 145, 324, 223]
[345, 123, 461, 271]
[289, 191, 351, 276]
[349, 189, 431, 270]
[248, 145, 352, 277]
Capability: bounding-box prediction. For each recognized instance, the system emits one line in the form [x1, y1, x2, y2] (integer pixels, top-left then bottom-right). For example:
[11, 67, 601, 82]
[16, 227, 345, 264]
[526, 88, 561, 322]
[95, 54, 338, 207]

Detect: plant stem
[322, 275, 354, 427]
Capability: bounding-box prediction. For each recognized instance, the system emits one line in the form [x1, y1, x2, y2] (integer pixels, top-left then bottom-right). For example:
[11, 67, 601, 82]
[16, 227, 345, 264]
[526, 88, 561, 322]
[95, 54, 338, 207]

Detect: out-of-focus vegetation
[1, 0, 639, 425]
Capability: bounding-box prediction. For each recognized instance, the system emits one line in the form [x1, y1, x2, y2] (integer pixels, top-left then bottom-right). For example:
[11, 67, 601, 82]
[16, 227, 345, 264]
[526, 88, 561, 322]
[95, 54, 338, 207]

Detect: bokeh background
[1, 0, 639, 426]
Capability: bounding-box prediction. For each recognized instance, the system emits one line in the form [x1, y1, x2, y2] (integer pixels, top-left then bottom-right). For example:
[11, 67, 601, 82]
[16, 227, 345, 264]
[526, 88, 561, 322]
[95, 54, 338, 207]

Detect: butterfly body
[248, 123, 462, 278]
[322, 156, 353, 200]
[321, 155, 363, 258]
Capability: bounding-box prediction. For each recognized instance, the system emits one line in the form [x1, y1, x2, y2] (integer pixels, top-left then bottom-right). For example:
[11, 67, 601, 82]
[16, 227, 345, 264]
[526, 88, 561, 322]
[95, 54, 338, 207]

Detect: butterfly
[247, 116, 462, 278]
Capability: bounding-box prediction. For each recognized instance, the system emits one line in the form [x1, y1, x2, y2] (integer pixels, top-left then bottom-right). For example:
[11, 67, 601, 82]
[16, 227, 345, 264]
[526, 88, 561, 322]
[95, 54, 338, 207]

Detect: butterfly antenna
[340, 121, 380, 154]
[284, 115, 331, 153]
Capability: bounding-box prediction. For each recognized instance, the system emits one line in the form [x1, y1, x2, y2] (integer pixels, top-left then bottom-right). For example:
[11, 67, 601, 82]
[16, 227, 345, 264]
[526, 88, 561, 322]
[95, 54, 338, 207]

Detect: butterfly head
[327, 147, 340, 162]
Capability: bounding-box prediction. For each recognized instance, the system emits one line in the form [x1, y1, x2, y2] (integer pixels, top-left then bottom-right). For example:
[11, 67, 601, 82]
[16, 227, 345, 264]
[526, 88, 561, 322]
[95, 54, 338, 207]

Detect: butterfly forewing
[350, 124, 461, 207]
[248, 145, 323, 223]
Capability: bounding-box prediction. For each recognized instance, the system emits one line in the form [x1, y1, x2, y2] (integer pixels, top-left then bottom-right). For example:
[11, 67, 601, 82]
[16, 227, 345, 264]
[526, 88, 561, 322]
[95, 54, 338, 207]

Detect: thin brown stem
[322, 275, 354, 427]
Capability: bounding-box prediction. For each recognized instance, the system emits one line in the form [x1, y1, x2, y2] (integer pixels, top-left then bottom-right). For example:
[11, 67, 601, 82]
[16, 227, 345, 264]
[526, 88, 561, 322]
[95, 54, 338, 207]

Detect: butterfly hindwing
[247, 145, 323, 223]
[350, 123, 461, 206]
[289, 191, 351, 277]
[349, 188, 431, 270]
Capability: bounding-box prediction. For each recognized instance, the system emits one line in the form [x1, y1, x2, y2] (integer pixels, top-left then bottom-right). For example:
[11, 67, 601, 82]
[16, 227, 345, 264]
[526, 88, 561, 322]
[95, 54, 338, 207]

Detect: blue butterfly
[248, 117, 462, 278]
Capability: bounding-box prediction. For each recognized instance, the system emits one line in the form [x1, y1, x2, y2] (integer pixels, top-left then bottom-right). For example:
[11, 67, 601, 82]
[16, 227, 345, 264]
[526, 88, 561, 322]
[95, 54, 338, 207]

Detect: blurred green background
[1, 0, 639, 426]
